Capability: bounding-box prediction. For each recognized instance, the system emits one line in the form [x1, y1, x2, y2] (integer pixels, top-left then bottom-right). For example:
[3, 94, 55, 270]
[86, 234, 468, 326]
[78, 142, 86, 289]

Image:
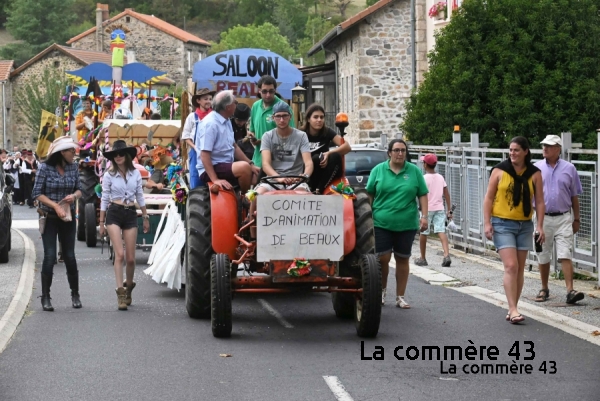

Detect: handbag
[37, 209, 47, 234]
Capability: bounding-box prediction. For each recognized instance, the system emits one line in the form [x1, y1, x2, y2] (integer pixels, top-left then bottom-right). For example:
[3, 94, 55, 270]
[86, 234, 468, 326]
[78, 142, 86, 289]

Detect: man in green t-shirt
[248, 75, 295, 168]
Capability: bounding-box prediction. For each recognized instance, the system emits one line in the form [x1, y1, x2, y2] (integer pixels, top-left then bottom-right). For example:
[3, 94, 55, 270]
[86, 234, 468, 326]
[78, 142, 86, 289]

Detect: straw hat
[46, 136, 78, 157]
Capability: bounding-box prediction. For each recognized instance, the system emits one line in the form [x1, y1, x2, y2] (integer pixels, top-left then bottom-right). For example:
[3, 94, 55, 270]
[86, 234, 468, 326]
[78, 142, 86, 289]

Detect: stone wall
[325, 0, 413, 144]
[0, 82, 12, 151]
[11, 54, 82, 149]
[71, 16, 208, 86]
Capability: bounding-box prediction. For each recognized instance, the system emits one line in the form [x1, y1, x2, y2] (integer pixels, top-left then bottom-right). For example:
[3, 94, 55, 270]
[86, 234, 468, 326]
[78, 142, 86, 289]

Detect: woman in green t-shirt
[366, 139, 429, 309]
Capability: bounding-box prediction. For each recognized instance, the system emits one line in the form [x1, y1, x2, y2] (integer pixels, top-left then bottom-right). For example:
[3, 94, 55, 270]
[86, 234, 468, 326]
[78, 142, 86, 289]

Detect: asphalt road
[1, 209, 600, 400]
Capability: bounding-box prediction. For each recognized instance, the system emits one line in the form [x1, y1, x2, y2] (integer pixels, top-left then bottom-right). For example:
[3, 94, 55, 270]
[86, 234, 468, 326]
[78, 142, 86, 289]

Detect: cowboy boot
[41, 273, 54, 312]
[67, 273, 82, 309]
[123, 281, 136, 306]
[115, 287, 127, 310]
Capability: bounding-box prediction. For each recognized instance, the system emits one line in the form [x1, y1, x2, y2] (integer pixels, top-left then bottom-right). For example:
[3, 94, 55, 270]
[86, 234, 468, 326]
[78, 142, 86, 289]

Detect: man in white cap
[534, 135, 584, 304]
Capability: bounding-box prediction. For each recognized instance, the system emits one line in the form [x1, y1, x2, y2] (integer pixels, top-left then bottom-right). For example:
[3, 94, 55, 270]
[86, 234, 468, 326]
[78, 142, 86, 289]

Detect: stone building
[307, 0, 427, 144]
[0, 61, 14, 151]
[67, 4, 210, 86]
[8, 45, 123, 149]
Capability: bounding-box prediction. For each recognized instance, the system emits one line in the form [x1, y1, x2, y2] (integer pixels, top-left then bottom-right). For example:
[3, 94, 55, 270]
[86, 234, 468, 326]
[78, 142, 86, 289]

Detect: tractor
[184, 113, 381, 338]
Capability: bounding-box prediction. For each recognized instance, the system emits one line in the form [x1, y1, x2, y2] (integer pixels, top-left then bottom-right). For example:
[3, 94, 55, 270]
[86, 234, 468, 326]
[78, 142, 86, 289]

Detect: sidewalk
[402, 238, 600, 345]
[0, 228, 35, 353]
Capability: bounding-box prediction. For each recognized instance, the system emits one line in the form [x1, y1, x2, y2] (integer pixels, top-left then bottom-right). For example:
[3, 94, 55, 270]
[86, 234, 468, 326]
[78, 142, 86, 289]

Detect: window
[340, 76, 345, 112]
[53, 61, 60, 68]
[350, 40, 353, 53]
[187, 51, 191, 72]
[345, 77, 349, 112]
[350, 75, 354, 112]
[198, 52, 203, 61]
[126, 16, 131, 23]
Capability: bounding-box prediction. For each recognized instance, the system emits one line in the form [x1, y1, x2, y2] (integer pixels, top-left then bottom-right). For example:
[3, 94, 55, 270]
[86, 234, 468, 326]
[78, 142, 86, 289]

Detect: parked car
[344, 144, 388, 189]
[0, 164, 13, 263]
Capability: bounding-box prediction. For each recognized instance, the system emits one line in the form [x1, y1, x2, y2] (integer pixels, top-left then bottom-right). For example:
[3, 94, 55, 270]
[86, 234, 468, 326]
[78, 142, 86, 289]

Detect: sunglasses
[114, 152, 126, 157]
[261, 89, 276, 95]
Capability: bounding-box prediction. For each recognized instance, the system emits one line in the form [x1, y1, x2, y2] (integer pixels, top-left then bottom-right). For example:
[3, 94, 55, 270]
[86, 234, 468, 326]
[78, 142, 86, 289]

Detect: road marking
[257, 299, 293, 328]
[323, 376, 354, 401]
[12, 220, 39, 229]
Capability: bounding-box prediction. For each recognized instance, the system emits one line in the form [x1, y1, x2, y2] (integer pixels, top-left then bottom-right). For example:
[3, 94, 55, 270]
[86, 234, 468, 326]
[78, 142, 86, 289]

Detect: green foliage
[366, 0, 379, 6]
[209, 23, 295, 59]
[156, 85, 184, 120]
[297, 16, 336, 66]
[13, 68, 65, 138]
[66, 21, 95, 44]
[402, 0, 600, 148]
[0, 43, 36, 66]
[272, 0, 312, 47]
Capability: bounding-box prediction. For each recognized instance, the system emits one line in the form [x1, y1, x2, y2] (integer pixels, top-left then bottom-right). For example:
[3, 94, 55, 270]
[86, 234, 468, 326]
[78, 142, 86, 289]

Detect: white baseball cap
[540, 135, 562, 146]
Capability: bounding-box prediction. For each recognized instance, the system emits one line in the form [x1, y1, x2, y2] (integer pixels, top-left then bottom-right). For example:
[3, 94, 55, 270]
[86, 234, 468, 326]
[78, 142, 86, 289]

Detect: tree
[272, 0, 312, 47]
[14, 68, 65, 139]
[297, 16, 335, 66]
[401, 0, 600, 148]
[366, 0, 379, 6]
[332, 0, 352, 19]
[209, 23, 295, 59]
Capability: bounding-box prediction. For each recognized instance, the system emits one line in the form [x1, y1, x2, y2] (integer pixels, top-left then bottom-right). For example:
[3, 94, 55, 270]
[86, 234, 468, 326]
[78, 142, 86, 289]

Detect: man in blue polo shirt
[195, 90, 259, 193]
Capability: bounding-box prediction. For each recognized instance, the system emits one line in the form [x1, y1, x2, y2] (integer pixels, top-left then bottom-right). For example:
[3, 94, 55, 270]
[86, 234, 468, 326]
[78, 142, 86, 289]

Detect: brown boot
[115, 287, 127, 310]
[123, 281, 136, 306]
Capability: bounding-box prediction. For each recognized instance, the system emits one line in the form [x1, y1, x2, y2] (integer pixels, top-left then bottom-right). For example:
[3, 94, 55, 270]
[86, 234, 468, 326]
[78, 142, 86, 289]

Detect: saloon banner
[192, 48, 302, 99]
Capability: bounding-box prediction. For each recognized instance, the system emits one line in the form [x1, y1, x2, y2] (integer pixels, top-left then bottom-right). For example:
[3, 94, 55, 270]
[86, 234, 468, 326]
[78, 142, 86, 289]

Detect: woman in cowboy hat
[99, 140, 150, 310]
[145, 147, 173, 194]
[31, 136, 83, 311]
[181, 87, 215, 188]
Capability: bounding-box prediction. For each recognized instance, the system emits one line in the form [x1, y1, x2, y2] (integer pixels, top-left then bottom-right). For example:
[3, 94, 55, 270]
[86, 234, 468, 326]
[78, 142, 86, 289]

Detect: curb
[403, 261, 600, 347]
[0, 228, 35, 353]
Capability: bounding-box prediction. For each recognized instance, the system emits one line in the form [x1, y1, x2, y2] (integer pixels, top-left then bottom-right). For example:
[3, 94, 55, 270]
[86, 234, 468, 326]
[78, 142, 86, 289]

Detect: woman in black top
[32, 137, 83, 311]
[300, 104, 351, 193]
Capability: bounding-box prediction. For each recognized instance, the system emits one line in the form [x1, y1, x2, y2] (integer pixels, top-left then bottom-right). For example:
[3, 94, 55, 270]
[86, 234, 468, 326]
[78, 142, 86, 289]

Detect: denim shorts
[106, 203, 138, 230]
[422, 210, 446, 235]
[491, 217, 533, 251]
[375, 227, 418, 258]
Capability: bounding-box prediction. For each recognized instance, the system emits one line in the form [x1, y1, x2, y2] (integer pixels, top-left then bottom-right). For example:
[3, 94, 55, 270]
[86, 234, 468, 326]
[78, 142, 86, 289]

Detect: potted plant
[428, 1, 447, 20]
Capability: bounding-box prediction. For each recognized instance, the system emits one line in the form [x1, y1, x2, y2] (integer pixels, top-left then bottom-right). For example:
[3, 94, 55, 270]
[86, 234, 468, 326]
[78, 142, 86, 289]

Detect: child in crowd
[415, 154, 453, 267]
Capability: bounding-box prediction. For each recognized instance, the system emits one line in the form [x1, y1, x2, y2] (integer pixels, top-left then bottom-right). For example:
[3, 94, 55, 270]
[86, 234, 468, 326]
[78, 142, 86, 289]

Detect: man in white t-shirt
[415, 154, 453, 267]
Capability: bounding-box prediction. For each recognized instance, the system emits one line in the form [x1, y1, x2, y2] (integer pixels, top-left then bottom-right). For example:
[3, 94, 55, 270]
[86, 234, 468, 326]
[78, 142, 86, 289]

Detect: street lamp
[292, 83, 306, 125]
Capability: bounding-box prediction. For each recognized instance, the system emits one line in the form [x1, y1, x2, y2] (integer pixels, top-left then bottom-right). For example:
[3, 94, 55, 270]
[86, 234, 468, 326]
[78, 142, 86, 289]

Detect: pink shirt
[424, 173, 447, 211]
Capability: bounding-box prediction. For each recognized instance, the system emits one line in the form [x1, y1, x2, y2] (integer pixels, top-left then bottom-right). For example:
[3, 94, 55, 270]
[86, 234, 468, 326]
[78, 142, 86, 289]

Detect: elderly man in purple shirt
[534, 135, 584, 304]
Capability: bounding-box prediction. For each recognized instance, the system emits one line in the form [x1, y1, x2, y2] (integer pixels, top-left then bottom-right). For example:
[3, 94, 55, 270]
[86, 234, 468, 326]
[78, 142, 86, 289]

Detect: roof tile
[0, 61, 14, 81]
[67, 9, 210, 46]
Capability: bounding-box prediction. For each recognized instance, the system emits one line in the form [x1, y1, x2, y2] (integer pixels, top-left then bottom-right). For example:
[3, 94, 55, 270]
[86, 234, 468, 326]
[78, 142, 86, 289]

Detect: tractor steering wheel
[260, 175, 308, 190]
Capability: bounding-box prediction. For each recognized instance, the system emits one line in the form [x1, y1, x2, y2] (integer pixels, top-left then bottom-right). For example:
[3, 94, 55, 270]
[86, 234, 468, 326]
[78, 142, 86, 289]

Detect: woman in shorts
[366, 139, 429, 309]
[99, 140, 150, 310]
[483, 136, 545, 324]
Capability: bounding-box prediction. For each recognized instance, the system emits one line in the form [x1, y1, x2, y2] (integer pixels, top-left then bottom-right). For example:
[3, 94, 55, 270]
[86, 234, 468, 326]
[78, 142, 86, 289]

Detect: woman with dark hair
[300, 104, 351, 193]
[366, 139, 429, 309]
[484, 136, 545, 324]
[31, 136, 83, 311]
[99, 140, 150, 310]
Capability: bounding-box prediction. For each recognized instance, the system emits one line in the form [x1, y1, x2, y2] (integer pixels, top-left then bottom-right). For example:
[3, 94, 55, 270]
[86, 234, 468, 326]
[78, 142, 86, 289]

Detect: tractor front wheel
[211, 253, 232, 338]
[76, 198, 86, 241]
[185, 187, 213, 319]
[355, 254, 381, 338]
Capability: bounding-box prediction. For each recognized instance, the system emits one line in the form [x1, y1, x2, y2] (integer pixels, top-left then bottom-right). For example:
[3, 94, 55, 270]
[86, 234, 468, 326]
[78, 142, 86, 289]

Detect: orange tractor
[184, 113, 381, 338]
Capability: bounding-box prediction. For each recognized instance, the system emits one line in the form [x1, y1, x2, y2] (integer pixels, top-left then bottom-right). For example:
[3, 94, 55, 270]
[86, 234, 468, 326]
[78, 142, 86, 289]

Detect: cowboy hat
[233, 103, 251, 121]
[192, 87, 216, 105]
[103, 140, 138, 161]
[46, 136, 78, 157]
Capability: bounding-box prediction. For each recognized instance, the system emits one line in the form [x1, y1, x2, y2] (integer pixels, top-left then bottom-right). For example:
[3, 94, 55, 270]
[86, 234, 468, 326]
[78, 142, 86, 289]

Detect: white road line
[323, 376, 354, 401]
[257, 299, 294, 328]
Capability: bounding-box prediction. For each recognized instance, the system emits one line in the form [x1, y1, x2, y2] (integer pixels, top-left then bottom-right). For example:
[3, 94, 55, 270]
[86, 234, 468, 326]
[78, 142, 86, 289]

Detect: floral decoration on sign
[330, 182, 356, 199]
[287, 258, 312, 277]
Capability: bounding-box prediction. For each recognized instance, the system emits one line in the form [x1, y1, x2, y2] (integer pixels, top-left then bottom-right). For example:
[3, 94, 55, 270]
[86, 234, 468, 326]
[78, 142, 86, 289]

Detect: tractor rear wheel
[185, 187, 213, 319]
[79, 167, 98, 242]
[211, 253, 232, 338]
[85, 203, 97, 247]
[332, 189, 375, 318]
[355, 254, 381, 338]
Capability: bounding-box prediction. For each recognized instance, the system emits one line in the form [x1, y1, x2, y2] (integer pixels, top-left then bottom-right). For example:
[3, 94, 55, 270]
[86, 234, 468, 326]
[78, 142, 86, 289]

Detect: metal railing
[409, 132, 599, 280]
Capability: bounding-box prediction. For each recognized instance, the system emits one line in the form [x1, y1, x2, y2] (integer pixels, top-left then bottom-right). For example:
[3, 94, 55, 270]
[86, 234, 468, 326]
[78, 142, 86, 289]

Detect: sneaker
[441, 256, 451, 267]
[566, 290, 584, 304]
[382, 288, 386, 305]
[414, 258, 428, 266]
[396, 296, 411, 309]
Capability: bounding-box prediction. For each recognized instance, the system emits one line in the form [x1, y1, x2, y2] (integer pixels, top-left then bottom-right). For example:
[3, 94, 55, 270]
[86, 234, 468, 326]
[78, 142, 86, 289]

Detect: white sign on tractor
[256, 195, 344, 262]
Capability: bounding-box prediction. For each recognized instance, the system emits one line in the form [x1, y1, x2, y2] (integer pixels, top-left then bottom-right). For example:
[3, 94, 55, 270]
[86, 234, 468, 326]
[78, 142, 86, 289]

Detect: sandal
[396, 296, 411, 309]
[534, 288, 549, 302]
[509, 314, 525, 324]
[566, 290, 584, 304]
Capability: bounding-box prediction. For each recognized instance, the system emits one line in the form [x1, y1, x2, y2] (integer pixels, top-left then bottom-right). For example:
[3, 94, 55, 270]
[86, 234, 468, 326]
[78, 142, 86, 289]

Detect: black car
[344, 145, 388, 189]
[0, 165, 14, 263]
